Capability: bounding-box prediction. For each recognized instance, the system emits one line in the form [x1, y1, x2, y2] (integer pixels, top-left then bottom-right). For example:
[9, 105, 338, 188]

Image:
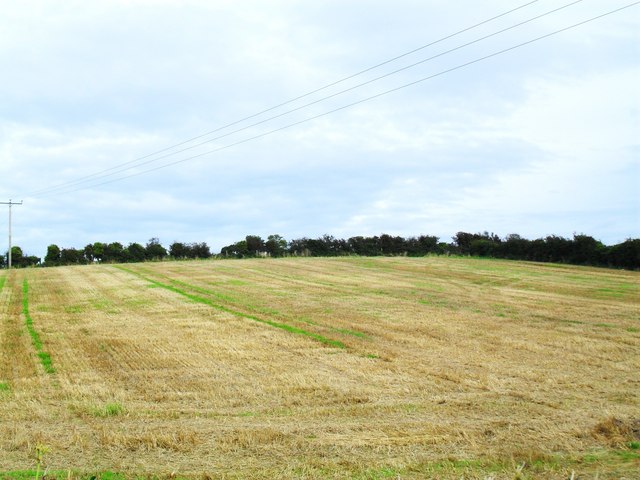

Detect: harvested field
[0, 257, 638, 479]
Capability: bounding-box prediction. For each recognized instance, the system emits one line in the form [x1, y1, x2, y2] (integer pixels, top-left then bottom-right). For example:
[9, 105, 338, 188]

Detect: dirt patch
[592, 416, 640, 446]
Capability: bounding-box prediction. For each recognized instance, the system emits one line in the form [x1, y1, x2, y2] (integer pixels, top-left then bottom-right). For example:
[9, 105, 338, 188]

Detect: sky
[1, 0, 639, 258]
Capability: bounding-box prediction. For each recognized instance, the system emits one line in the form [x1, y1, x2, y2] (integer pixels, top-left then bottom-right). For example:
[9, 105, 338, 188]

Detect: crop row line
[136, 265, 367, 339]
[22, 279, 55, 374]
[114, 266, 346, 349]
[0, 275, 8, 392]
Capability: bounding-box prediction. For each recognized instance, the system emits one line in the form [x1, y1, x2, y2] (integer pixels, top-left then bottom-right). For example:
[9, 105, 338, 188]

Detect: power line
[23, 0, 542, 198]
[29, 0, 587, 198]
[33, 1, 640, 198]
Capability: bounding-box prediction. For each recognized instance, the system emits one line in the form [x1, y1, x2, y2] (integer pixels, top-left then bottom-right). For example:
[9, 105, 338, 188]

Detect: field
[0, 256, 638, 479]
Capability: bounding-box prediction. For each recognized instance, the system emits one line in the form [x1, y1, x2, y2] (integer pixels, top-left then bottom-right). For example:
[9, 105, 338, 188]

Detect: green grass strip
[143, 271, 368, 339]
[115, 266, 345, 349]
[22, 279, 55, 374]
[0, 275, 6, 293]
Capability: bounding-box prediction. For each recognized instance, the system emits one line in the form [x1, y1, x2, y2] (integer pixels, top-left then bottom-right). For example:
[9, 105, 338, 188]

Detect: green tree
[265, 235, 287, 257]
[92, 242, 105, 263]
[569, 234, 605, 265]
[10, 246, 24, 267]
[221, 240, 249, 258]
[23, 255, 41, 267]
[145, 238, 167, 260]
[416, 235, 439, 255]
[453, 232, 474, 255]
[126, 242, 146, 263]
[245, 235, 265, 256]
[5, 246, 39, 268]
[606, 238, 640, 269]
[190, 242, 211, 258]
[44, 244, 61, 266]
[104, 242, 125, 263]
[169, 242, 188, 259]
[60, 248, 84, 265]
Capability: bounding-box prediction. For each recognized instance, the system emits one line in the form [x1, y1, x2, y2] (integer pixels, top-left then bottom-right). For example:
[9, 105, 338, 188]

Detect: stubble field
[0, 256, 638, 479]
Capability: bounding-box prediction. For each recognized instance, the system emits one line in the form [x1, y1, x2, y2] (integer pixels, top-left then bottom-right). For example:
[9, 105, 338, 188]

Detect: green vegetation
[32, 444, 49, 480]
[115, 266, 346, 349]
[93, 402, 125, 418]
[137, 267, 368, 339]
[4, 231, 639, 270]
[22, 279, 55, 374]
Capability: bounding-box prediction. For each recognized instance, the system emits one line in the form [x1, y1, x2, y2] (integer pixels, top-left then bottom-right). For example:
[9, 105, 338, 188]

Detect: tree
[23, 255, 41, 267]
[92, 242, 105, 263]
[607, 238, 640, 269]
[305, 237, 329, 256]
[265, 235, 287, 257]
[145, 238, 167, 260]
[569, 234, 605, 265]
[190, 242, 211, 259]
[245, 235, 265, 256]
[83, 244, 95, 263]
[347, 236, 379, 256]
[416, 235, 439, 255]
[543, 235, 572, 263]
[470, 239, 497, 257]
[44, 244, 61, 266]
[6, 246, 39, 268]
[60, 248, 84, 265]
[104, 242, 125, 263]
[126, 242, 147, 263]
[500, 234, 530, 259]
[221, 240, 249, 258]
[10, 246, 24, 267]
[379, 234, 396, 255]
[169, 242, 189, 259]
[288, 237, 311, 256]
[453, 232, 475, 255]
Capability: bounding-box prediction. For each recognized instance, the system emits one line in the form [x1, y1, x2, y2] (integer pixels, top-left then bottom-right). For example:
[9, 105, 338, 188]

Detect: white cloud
[505, 69, 640, 154]
[1, 0, 638, 256]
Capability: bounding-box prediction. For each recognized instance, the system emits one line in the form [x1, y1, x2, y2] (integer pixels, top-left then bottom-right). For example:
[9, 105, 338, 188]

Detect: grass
[139, 266, 369, 338]
[21, 279, 55, 374]
[0, 257, 638, 478]
[114, 265, 346, 349]
[91, 402, 125, 418]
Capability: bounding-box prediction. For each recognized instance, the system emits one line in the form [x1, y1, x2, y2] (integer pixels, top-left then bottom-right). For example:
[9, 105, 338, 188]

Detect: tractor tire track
[114, 265, 346, 350]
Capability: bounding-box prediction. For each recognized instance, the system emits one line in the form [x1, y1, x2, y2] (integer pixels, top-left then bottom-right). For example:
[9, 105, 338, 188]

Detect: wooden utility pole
[1, 200, 23, 269]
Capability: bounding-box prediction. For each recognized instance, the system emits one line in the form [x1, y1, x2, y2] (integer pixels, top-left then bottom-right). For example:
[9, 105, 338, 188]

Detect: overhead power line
[23, 0, 542, 198]
[26, 1, 639, 198]
[28, 0, 588, 199]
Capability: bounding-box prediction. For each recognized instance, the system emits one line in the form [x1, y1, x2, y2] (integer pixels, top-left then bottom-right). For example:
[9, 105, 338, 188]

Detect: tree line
[2, 232, 639, 270]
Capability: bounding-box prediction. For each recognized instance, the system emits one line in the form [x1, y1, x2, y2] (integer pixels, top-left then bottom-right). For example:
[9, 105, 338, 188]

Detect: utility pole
[1, 200, 23, 269]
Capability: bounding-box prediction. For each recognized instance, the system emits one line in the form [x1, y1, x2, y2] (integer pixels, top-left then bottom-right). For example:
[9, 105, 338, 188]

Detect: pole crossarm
[1, 200, 23, 269]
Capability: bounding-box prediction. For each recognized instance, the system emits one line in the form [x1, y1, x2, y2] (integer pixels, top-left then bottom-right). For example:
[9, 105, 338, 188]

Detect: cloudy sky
[1, 0, 638, 257]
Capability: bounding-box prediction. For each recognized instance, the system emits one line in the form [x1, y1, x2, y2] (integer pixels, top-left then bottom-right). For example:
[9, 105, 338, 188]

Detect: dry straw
[0, 257, 638, 478]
